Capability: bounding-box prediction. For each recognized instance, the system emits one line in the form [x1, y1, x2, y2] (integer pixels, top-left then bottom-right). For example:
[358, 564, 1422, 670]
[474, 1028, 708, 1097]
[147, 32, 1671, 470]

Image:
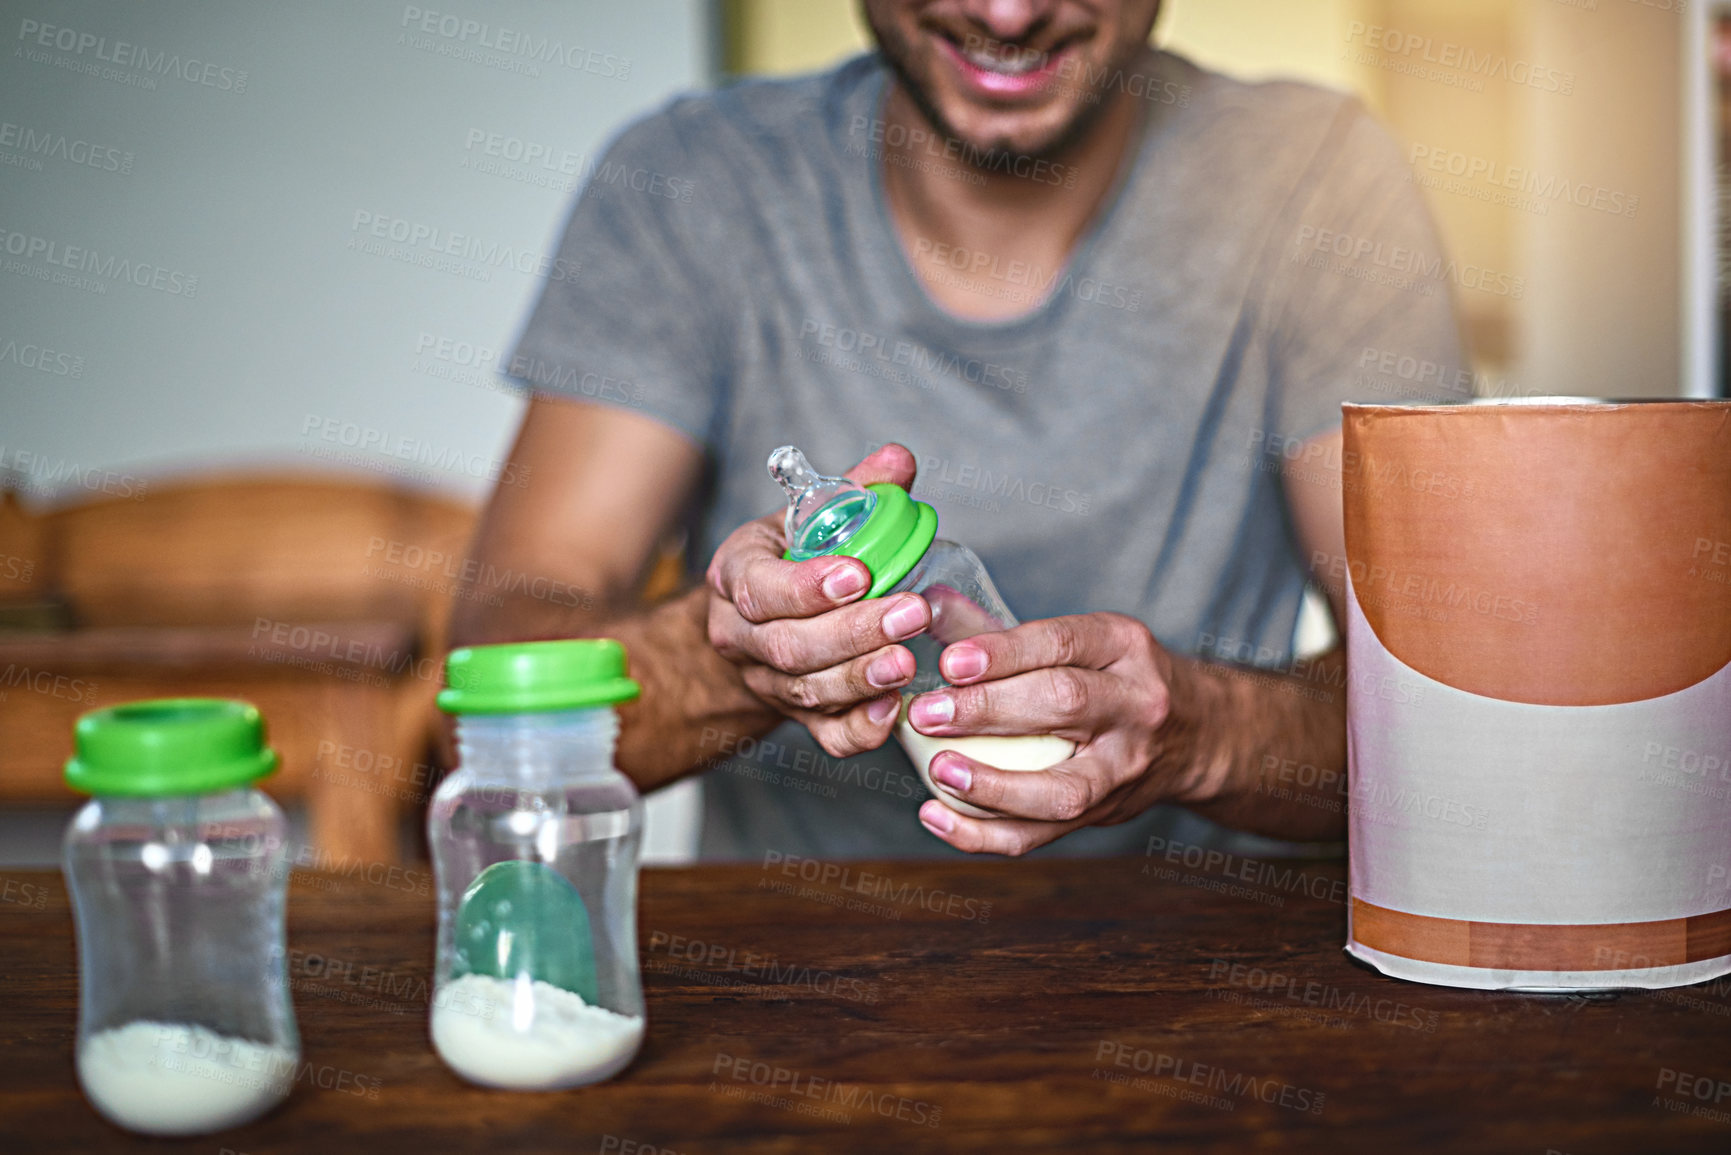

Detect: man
[452, 0, 1465, 860]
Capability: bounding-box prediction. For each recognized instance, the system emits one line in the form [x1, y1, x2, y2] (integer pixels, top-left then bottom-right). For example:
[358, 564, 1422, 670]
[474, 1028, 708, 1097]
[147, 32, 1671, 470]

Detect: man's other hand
[906, 612, 1200, 855]
[706, 443, 931, 757]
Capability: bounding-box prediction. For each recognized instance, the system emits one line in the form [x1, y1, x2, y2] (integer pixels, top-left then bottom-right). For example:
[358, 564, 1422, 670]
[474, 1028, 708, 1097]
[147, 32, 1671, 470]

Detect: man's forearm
[601, 588, 786, 789]
[450, 586, 782, 791]
[1161, 646, 1349, 842]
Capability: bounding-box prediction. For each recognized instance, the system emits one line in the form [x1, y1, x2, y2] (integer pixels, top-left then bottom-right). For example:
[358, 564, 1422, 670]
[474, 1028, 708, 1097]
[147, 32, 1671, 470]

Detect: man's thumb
[846, 442, 917, 490]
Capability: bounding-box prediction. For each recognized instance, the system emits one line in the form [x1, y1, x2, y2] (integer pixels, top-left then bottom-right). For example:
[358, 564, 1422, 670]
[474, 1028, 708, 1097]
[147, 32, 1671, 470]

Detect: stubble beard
[871, 27, 1139, 172]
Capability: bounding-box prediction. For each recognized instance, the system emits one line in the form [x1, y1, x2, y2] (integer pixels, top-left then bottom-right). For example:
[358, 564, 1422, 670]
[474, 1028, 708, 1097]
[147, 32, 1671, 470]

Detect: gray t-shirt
[509, 50, 1466, 861]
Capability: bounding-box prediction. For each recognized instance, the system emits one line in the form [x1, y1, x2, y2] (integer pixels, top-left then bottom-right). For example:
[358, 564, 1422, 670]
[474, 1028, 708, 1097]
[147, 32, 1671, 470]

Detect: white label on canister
[1346, 580, 1731, 926]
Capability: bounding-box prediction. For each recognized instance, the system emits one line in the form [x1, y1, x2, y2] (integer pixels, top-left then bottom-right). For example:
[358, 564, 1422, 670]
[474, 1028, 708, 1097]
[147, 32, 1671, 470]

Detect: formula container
[1341, 400, 1731, 990]
[769, 446, 1074, 817]
[429, 639, 646, 1089]
[64, 699, 298, 1136]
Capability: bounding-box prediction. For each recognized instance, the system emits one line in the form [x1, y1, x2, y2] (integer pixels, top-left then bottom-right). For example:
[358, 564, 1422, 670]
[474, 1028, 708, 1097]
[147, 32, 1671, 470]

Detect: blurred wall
[723, 0, 1690, 398]
[725, 0, 872, 74]
[1513, 0, 1682, 397]
[1, 0, 711, 504]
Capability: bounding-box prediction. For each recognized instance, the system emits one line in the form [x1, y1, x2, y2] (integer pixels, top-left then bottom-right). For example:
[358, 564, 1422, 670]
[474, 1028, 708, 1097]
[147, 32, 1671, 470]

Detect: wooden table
[1, 856, 1724, 1152]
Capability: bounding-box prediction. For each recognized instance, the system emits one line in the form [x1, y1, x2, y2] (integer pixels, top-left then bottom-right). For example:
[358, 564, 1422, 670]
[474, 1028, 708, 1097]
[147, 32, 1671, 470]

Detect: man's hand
[906, 612, 1209, 856]
[706, 444, 932, 758]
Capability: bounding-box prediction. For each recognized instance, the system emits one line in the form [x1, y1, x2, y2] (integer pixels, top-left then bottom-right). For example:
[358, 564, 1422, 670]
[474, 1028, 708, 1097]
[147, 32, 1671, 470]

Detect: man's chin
[949, 119, 1078, 162]
[938, 101, 1104, 165]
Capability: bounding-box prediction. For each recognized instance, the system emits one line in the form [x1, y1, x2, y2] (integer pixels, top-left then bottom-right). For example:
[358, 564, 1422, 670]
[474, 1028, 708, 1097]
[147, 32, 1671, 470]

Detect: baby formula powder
[431, 973, 643, 1089]
[77, 1020, 295, 1136]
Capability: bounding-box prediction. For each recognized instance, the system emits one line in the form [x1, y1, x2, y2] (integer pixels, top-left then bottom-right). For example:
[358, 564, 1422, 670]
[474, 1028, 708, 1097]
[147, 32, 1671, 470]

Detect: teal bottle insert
[452, 860, 598, 1003]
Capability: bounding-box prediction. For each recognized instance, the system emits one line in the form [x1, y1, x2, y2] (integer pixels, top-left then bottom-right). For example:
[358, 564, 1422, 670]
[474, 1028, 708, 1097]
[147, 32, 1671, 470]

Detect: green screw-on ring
[437, 638, 641, 715]
[783, 483, 937, 599]
[64, 698, 279, 797]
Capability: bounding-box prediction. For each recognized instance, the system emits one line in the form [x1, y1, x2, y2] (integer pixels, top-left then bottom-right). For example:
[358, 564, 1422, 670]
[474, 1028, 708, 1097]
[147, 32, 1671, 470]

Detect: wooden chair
[0, 477, 476, 866]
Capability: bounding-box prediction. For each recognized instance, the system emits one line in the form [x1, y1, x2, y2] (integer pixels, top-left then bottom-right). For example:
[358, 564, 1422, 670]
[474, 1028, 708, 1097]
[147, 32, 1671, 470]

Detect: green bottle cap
[768, 447, 938, 599]
[437, 638, 641, 715]
[64, 698, 280, 797]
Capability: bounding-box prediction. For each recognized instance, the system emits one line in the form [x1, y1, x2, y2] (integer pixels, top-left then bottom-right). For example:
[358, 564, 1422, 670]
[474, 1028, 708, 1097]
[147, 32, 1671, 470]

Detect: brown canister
[1341, 400, 1731, 989]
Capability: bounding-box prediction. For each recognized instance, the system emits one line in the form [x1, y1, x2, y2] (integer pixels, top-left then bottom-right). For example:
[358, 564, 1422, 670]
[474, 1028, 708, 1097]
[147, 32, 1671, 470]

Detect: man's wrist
[1149, 653, 1236, 807]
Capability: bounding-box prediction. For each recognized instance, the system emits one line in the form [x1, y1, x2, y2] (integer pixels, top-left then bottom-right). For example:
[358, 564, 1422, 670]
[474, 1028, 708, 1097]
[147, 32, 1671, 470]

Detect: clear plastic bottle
[769, 446, 1075, 817]
[62, 698, 298, 1137]
[428, 638, 646, 1090]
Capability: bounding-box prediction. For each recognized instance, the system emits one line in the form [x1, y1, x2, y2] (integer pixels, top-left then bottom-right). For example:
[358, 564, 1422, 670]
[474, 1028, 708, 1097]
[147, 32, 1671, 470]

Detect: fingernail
[881, 596, 926, 640]
[823, 563, 867, 601]
[867, 652, 905, 689]
[909, 693, 953, 728]
[919, 802, 954, 835]
[931, 756, 971, 793]
[943, 644, 986, 681]
[867, 695, 899, 725]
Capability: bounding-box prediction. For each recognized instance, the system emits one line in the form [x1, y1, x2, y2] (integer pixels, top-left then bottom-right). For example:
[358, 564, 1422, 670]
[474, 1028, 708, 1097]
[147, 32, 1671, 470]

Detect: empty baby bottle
[63, 699, 298, 1137]
[429, 639, 646, 1090]
[769, 446, 1075, 818]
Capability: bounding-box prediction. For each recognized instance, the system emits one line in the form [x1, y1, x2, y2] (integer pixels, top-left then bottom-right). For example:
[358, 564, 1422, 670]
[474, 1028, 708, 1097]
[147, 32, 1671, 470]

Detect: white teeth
[962, 47, 1042, 75]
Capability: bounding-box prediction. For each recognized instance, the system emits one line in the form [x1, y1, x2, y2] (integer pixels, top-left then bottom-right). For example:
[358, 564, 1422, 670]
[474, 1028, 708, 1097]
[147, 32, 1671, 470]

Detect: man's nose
[960, 0, 1058, 44]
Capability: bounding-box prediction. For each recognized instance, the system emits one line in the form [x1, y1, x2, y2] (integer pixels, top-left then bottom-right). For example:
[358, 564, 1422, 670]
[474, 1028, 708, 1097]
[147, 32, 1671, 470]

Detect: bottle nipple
[768, 445, 878, 560]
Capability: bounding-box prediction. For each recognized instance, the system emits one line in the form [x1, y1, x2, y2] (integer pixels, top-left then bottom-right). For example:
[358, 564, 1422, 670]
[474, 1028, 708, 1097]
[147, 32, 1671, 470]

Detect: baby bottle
[63, 698, 298, 1137]
[429, 638, 646, 1090]
[769, 446, 1075, 817]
